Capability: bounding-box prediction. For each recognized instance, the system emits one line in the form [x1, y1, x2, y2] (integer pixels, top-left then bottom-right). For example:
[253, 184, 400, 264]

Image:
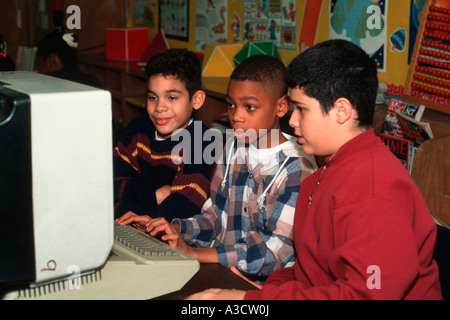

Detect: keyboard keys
[114, 223, 179, 259]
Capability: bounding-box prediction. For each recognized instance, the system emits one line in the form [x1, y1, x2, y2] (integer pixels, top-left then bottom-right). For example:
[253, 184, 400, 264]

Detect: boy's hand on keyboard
[115, 211, 152, 233]
[146, 218, 190, 255]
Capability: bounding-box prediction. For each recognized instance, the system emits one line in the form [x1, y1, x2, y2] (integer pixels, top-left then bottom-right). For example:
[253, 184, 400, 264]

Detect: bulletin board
[191, 0, 422, 87]
[193, 1, 312, 66]
[126, 0, 430, 92]
[297, 0, 431, 88]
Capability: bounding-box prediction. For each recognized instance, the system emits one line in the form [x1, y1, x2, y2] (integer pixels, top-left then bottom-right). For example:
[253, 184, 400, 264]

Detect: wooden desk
[153, 263, 258, 300]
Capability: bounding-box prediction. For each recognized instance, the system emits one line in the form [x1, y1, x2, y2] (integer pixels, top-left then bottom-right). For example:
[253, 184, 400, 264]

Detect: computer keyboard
[4, 223, 200, 300]
[113, 222, 188, 260]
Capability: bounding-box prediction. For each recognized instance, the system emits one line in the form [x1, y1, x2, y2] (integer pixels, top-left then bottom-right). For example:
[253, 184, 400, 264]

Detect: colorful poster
[330, 0, 388, 71]
[230, 11, 241, 43]
[127, 0, 156, 28]
[195, 0, 228, 51]
[159, 0, 189, 40]
[243, 0, 297, 50]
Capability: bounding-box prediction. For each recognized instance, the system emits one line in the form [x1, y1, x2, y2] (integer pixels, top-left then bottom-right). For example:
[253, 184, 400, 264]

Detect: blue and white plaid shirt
[176, 137, 317, 277]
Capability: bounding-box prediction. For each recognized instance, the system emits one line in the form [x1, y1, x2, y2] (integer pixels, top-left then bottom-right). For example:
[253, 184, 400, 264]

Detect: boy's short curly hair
[230, 55, 287, 99]
[145, 48, 202, 99]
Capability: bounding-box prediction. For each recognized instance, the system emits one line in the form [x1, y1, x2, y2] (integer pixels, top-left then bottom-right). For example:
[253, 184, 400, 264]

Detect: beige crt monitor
[0, 71, 114, 289]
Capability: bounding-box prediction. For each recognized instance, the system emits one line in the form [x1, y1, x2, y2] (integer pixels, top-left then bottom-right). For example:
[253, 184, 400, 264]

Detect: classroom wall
[2, 0, 420, 88]
[315, 0, 414, 86]
[127, 0, 420, 88]
[64, 0, 126, 53]
[0, 0, 53, 57]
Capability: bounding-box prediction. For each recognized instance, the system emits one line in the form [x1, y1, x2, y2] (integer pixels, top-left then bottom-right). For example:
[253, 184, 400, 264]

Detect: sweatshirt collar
[325, 129, 376, 166]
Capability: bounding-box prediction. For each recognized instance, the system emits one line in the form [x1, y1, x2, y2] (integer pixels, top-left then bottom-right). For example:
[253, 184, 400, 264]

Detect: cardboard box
[105, 28, 149, 61]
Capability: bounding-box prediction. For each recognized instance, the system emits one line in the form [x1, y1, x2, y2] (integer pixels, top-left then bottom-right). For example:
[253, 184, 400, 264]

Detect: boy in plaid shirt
[117, 55, 317, 278]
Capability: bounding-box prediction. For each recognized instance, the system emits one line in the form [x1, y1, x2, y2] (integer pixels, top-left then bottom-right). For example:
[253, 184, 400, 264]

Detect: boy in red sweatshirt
[187, 40, 443, 300]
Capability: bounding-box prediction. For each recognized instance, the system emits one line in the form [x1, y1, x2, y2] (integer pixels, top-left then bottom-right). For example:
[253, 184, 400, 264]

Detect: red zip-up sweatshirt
[245, 130, 442, 300]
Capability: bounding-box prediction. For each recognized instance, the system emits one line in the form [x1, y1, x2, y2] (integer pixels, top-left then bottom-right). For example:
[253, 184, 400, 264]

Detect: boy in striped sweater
[113, 49, 215, 223]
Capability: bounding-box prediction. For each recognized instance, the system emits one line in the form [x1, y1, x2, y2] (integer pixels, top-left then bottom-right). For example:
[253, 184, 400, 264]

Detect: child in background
[187, 40, 443, 300]
[36, 31, 102, 88]
[114, 48, 215, 223]
[117, 54, 317, 278]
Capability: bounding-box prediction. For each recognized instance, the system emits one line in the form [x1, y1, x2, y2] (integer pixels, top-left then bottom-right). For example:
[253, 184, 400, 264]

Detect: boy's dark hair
[145, 48, 202, 99]
[37, 31, 78, 66]
[285, 39, 378, 128]
[230, 54, 287, 98]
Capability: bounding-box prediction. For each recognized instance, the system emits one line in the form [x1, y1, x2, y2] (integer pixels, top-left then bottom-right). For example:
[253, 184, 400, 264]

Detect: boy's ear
[192, 90, 206, 110]
[333, 97, 353, 124]
[276, 95, 290, 118]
